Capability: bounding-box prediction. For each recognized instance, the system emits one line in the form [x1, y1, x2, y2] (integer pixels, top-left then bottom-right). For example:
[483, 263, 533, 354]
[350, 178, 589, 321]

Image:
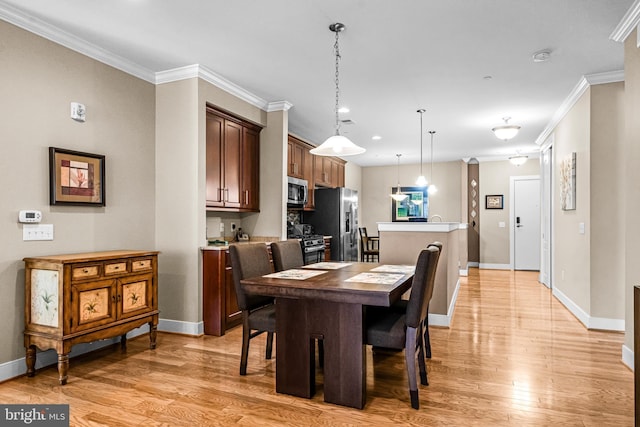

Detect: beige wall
[590, 82, 624, 319]
[0, 21, 156, 363]
[360, 161, 464, 234]
[552, 90, 592, 311]
[478, 160, 541, 265]
[624, 29, 640, 350]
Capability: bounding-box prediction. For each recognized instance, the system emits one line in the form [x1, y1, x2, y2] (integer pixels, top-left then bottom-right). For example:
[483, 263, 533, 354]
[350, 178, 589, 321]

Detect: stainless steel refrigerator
[304, 187, 358, 261]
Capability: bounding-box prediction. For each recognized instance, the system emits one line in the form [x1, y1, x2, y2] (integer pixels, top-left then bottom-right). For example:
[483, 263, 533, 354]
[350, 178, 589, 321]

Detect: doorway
[510, 176, 541, 271]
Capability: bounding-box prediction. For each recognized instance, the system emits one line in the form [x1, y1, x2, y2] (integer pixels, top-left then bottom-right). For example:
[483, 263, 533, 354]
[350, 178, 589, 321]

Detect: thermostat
[19, 210, 42, 223]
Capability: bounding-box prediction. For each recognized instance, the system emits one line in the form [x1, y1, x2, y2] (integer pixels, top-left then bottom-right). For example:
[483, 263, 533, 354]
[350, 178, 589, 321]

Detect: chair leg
[266, 331, 274, 360]
[417, 324, 428, 386]
[317, 339, 324, 368]
[240, 313, 251, 375]
[424, 317, 431, 359]
[405, 327, 419, 409]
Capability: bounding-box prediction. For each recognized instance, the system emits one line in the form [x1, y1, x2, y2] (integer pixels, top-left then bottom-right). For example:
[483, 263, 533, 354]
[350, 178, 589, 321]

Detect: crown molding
[535, 70, 624, 145]
[267, 101, 293, 112]
[610, 0, 640, 42]
[156, 64, 271, 111]
[0, 2, 156, 83]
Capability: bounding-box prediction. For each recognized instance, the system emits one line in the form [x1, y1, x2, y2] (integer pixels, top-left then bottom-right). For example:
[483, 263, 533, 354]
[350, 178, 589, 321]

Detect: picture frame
[391, 186, 429, 222]
[49, 147, 105, 206]
[485, 194, 503, 209]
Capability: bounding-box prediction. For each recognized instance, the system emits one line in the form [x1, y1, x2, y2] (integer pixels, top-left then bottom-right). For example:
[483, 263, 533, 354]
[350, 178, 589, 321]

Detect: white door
[514, 178, 541, 270]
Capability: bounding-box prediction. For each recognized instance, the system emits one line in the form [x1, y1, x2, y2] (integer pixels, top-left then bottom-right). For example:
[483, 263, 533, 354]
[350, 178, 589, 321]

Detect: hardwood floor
[0, 269, 633, 426]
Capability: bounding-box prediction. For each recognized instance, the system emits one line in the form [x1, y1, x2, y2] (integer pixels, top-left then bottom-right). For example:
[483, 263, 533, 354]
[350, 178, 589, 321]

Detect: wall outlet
[219, 223, 224, 233]
[498, 221, 506, 228]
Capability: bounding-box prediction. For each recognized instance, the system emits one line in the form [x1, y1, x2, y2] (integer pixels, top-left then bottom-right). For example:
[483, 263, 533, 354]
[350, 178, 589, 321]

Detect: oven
[300, 235, 326, 264]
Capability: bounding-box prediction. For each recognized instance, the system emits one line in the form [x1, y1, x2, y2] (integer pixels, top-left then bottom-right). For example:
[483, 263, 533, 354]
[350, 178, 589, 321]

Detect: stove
[288, 233, 326, 264]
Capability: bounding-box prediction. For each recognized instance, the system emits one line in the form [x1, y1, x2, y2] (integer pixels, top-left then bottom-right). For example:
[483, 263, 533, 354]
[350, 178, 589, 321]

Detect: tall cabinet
[206, 106, 261, 212]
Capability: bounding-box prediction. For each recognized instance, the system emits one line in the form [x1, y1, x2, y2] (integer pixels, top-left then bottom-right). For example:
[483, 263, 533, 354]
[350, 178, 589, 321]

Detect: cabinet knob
[83, 269, 89, 273]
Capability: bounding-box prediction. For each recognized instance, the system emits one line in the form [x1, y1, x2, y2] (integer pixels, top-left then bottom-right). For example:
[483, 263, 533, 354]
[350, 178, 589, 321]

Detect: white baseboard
[459, 269, 468, 277]
[0, 319, 202, 383]
[552, 287, 624, 331]
[429, 279, 460, 328]
[468, 262, 479, 268]
[479, 263, 512, 270]
[622, 344, 633, 371]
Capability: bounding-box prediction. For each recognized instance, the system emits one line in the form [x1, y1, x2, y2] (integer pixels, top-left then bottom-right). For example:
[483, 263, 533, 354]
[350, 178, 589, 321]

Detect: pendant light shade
[310, 23, 365, 157]
[390, 154, 408, 201]
[415, 109, 428, 187]
[492, 116, 521, 141]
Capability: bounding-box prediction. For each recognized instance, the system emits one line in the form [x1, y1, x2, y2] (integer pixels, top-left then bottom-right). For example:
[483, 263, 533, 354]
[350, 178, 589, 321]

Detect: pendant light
[415, 109, 428, 187]
[310, 23, 366, 157]
[492, 116, 521, 141]
[428, 131, 438, 195]
[390, 154, 408, 201]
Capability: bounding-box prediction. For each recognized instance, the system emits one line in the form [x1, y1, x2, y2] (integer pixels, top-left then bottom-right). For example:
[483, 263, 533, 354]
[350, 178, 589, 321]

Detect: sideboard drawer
[72, 264, 101, 280]
[132, 258, 152, 272]
[105, 262, 128, 275]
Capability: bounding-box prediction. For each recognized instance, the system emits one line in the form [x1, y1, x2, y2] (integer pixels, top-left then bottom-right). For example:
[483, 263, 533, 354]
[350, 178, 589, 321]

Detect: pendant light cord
[429, 131, 436, 183]
[334, 29, 341, 136]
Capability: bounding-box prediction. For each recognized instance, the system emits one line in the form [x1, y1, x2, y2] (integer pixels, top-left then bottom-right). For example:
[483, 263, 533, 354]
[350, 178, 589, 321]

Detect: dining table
[240, 261, 415, 409]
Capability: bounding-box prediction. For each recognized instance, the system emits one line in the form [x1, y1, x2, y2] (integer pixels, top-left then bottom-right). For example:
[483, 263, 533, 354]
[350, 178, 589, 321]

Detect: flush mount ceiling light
[509, 154, 528, 166]
[532, 49, 552, 63]
[492, 116, 521, 141]
[310, 23, 365, 157]
[415, 109, 428, 187]
[390, 154, 409, 201]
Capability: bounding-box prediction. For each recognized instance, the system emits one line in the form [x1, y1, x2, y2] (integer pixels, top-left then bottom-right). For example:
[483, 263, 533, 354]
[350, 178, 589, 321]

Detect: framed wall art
[560, 152, 576, 210]
[485, 194, 503, 209]
[49, 147, 105, 206]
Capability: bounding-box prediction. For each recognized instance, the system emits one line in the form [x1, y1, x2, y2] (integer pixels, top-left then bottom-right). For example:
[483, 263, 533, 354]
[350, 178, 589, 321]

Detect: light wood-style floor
[0, 269, 633, 426]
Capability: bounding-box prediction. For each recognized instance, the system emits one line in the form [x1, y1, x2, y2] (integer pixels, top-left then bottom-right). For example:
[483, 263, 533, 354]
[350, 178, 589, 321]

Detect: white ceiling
[0, 0, 634, 166]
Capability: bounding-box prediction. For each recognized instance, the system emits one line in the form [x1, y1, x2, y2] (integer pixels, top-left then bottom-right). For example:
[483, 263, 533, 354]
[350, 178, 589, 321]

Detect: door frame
[540, 137, 554, 288]
[509, 175, 540, 270]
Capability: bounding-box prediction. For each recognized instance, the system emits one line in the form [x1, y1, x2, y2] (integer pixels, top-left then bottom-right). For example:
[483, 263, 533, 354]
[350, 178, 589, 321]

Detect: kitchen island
[377, 222, 468, 327]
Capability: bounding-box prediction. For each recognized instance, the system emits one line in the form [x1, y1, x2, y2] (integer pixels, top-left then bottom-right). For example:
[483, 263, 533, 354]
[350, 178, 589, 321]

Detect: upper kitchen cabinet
[287, 135, 311, 180]
[206, 107, 261, 212]
[314, 155, 345, 189]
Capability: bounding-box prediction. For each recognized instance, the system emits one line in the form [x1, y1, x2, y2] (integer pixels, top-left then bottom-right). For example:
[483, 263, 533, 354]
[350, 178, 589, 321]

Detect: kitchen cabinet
[23, 250, 159, 385]
[287, 135, 314, 209]
[314, 155, 346, 189]
[202, 248, 241, 336]
[206, 107, 261, 212]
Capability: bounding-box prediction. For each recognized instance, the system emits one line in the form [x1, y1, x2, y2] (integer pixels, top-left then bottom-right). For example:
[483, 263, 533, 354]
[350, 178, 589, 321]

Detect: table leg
[276, 298, 314, 398]
[275, 298, 366, 409]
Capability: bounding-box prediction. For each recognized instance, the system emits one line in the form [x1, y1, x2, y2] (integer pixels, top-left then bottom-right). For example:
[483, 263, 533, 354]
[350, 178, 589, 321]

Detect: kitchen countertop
[201, 236, 332, 251]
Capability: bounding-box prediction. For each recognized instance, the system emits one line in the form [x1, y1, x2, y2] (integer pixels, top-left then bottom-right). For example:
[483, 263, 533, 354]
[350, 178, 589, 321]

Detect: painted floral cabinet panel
[118, 274, 153, 319]
[30, 269, 60, 327]
[71, 279, 117, 332]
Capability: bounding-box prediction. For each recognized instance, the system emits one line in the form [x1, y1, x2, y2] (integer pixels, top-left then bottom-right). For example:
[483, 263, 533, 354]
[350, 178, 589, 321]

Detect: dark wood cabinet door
[241, 126, 260, 210]
[223, 120, 242, 208]
[206, 113, 224, 207]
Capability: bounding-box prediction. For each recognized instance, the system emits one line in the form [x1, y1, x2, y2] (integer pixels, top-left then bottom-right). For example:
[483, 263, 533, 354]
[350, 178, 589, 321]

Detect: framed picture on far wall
[485, 194, 503, 209]
[49, 147, 105, 206]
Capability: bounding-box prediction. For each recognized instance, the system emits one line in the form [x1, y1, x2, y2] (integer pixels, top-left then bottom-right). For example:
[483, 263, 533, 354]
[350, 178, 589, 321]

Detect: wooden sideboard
[23, 250, 159, 384]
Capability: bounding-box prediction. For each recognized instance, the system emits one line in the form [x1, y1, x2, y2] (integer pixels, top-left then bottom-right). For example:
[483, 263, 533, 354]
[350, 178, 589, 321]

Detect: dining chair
[389, 241, 443, 359]
[358, 227, 379, 262]
[271, 239, 304, 271]
[228, 243, 276, 375]
[365, 246, 440, 409]
[270, 239, 324, 367]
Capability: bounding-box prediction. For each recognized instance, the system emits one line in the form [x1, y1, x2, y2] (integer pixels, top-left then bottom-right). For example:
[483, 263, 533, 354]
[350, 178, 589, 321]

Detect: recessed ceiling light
[372, 135, 382, 140]
[532, 49, 552, 62]
[338, 107, 350, 113]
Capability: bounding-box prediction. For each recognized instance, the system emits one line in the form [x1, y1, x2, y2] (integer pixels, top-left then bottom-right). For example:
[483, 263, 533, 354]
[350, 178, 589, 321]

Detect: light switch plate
[23, 224, 54, 241]
[498, 221, 506, 228]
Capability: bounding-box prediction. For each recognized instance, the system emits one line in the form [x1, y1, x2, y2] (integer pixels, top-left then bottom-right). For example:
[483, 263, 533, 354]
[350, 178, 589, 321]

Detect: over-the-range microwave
[287, 176, 308, 208]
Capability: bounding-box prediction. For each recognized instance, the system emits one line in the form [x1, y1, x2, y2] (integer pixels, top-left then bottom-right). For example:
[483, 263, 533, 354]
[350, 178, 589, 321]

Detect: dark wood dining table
[240, 261, 414, 409]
